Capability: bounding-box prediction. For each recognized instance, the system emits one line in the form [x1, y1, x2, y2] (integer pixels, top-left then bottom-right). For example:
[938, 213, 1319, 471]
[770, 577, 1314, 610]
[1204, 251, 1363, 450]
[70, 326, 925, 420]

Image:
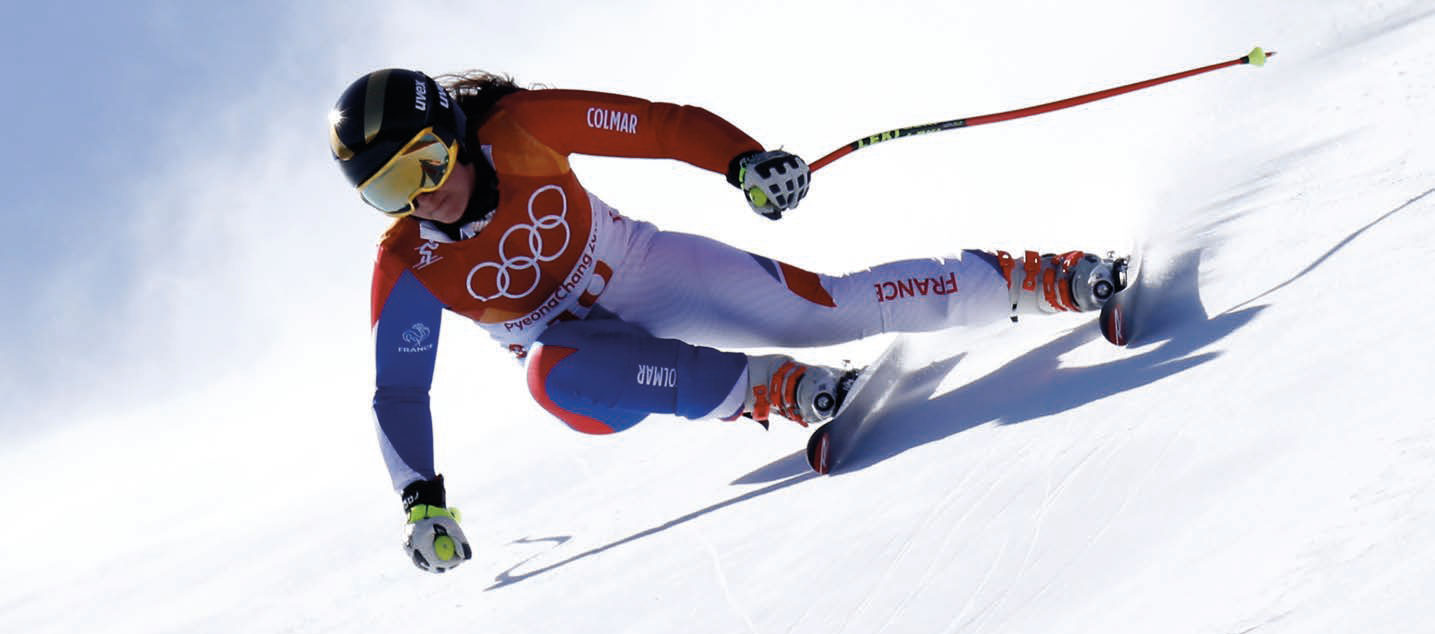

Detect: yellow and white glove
[401, 475, 473, 574]
[729, 150, 811, 220]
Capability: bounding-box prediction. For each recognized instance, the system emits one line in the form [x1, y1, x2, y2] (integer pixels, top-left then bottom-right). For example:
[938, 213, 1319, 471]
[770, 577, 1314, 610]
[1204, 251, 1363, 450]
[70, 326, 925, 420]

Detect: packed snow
[3, 1, 1433, 632]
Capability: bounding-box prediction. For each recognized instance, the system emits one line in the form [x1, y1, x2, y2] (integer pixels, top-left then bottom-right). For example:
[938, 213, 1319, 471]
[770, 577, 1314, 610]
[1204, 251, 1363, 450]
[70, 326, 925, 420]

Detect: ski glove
[401, 475, 473, 574]
[728, 150, 810, 220]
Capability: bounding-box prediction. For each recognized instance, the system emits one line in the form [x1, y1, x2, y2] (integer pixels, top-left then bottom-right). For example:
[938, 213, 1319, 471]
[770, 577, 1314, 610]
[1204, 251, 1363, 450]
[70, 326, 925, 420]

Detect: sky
[2, 1, 352, 430]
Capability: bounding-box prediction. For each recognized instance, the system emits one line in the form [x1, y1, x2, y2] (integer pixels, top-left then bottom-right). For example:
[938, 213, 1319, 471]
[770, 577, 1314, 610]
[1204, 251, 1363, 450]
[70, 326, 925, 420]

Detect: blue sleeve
[372, 270, 446, 493]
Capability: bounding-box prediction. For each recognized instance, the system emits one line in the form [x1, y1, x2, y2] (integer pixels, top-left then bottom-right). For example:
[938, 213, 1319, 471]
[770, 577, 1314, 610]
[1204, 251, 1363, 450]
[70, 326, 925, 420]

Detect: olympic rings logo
[466, 185, 571, 301]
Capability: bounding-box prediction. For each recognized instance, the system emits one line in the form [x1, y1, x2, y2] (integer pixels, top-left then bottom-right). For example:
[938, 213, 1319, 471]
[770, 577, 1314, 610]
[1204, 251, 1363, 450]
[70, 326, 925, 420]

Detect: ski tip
[815, 435, 831, 474]
[806, 427, 832, 474]
[1100, 302, 1129, 347]
[1109, 305, 1128, 346]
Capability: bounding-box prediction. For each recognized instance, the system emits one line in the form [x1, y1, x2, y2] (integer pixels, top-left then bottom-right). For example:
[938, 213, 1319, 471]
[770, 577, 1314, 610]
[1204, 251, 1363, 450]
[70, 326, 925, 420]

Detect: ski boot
[743, 355, 859, 428]
[995, 250, 1127, 316]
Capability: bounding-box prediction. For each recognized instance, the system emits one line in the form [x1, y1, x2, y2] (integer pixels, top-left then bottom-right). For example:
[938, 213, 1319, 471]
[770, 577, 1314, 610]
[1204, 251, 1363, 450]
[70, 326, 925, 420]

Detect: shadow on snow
[842, 254, 1262, 473]
[832, 178, 1435, 473]
[745, 246, 1264, 479]
[492, 246, 1266, 591]
[487, 472, 817, 591]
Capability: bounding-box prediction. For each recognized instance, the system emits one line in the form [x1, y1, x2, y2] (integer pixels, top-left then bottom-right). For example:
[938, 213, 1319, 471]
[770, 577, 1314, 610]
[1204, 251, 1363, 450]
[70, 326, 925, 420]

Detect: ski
[1098, 248, 1145, 346]
[805, 337, 912, 474]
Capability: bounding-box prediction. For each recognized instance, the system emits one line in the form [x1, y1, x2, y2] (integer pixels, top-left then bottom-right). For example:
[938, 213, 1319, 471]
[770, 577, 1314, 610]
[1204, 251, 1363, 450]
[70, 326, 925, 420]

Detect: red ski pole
[809, 47, 1275, 173]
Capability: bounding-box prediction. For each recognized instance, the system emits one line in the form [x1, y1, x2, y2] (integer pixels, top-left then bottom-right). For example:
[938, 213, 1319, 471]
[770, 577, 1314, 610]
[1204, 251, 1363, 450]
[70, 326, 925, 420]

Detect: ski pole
[809, 47, 1274, 173]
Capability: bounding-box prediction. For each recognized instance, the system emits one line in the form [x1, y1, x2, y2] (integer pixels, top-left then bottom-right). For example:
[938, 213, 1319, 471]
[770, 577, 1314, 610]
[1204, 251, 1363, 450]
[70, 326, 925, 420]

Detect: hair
[432, 70, 535, 125]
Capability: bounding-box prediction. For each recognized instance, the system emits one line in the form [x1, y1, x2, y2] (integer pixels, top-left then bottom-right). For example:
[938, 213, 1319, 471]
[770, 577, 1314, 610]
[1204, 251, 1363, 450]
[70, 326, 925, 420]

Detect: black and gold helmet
[328, 68, 468, 189]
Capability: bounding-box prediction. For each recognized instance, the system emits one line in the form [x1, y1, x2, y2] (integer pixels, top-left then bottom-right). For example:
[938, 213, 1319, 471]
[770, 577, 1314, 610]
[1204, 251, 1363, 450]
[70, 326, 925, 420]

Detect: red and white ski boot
[743, 355, 857, 428]
[995, 250, 1125, 316]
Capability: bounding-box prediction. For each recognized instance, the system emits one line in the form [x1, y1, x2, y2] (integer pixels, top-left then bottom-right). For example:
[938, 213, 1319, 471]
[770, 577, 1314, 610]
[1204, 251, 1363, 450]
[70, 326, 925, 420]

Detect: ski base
[806, 425, 833, 474]
[1098, 249, 1145, 346]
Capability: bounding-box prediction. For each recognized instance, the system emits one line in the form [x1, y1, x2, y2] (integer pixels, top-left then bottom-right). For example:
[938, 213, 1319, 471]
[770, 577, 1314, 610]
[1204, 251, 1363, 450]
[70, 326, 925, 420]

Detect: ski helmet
[329, 69, 469, 200]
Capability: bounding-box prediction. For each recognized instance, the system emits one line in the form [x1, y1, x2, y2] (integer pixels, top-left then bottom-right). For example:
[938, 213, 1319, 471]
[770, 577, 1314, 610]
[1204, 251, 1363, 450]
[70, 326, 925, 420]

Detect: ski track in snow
[867, 437, 1020, 634]
[941, 440, 1043, 633]
[1019, 424, 1182, 623]
[964, 437, 1127, 634]
[699, 530, 758, 634]
[972, 439, 1115, 634]
[843, 444, 992, 634]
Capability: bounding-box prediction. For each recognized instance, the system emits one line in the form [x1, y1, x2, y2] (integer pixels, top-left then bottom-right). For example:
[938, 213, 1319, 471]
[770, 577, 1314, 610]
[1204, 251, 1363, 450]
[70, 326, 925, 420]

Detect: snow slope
[4, 1, 1435, 632]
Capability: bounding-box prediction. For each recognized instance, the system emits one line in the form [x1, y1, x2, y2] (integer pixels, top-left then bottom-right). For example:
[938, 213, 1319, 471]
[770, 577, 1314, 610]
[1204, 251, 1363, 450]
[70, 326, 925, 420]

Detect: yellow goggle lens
[357, 128, 457, 215]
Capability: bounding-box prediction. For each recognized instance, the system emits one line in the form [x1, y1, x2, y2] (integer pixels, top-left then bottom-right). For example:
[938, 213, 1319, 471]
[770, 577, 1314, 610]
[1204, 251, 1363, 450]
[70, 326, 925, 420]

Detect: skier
[329, 68, 1122, 573]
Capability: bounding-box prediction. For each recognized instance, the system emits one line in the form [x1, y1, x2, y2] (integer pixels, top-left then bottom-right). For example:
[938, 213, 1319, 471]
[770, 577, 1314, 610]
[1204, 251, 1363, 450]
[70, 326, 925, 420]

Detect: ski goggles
[356, 127, 458, 216]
